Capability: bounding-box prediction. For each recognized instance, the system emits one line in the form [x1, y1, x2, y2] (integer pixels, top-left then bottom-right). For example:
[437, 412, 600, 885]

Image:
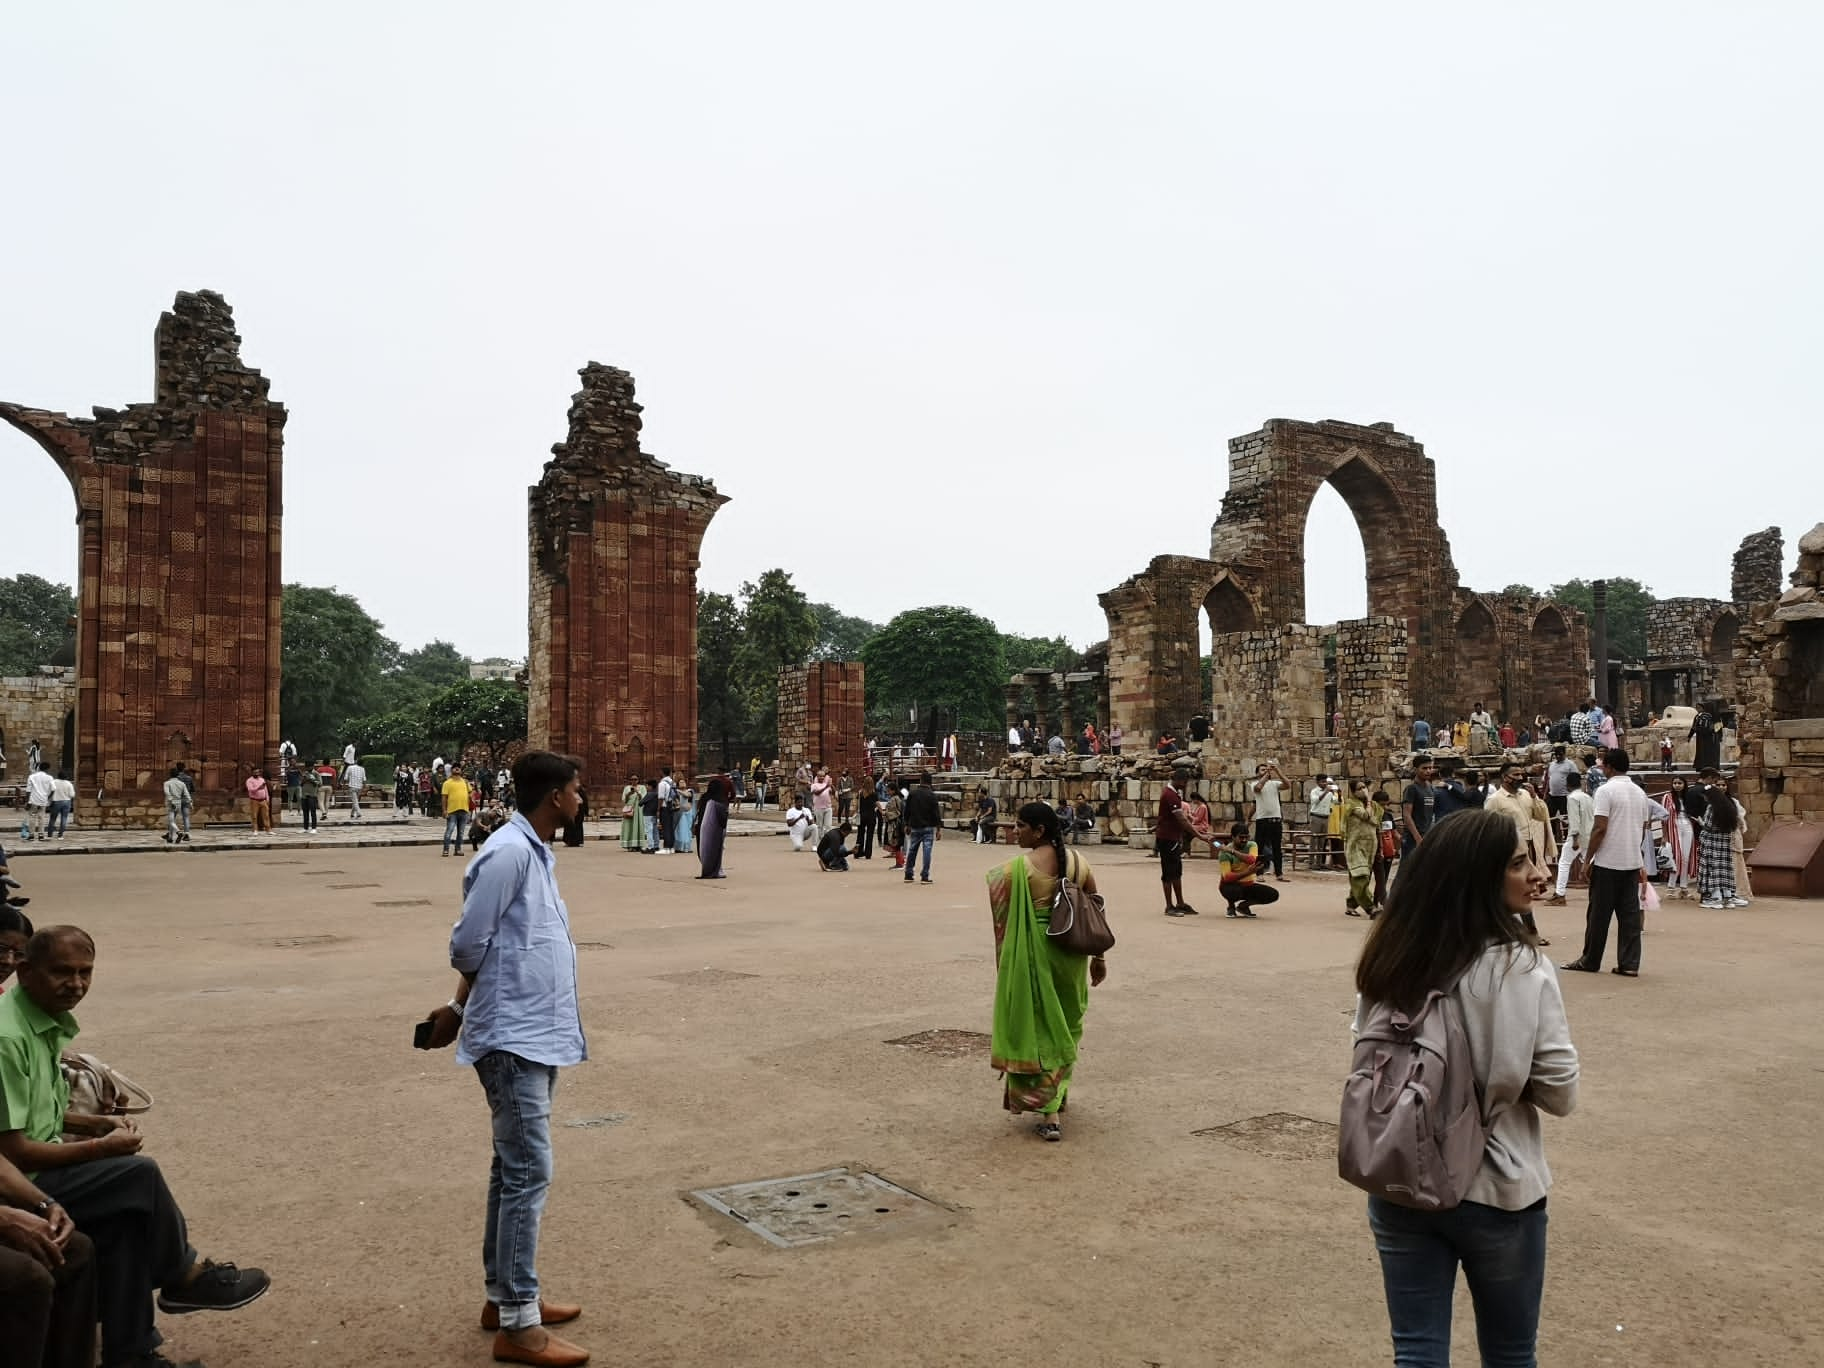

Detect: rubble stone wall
[1734, 523, 1824, 842]
[776, 662, 867, 780]
[0, 672, 77, 778]
[526, 364, 725, 791]
[1732, 526, 1784, 606]
[0, 292, 283, 827]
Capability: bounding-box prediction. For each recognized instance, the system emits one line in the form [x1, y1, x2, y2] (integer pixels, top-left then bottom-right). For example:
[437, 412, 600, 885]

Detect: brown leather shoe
[482, 1300, 583, 1331]
[493, 1327, 589, 1366]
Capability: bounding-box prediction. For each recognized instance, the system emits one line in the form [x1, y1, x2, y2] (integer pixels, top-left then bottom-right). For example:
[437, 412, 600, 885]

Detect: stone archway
[1706, 610, 1740, 702]
[0, 291, 283, 827]
[1203, 576, 1256, 635]
[1529, 606, 1580, 720]
[1453, 600, 1504, 722]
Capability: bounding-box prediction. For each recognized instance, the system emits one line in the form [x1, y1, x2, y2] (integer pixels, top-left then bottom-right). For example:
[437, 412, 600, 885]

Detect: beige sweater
[1354, 942, 1580, 1209]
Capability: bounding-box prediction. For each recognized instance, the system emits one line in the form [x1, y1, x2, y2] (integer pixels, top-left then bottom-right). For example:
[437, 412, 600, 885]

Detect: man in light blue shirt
[422, 751, 590, 1368]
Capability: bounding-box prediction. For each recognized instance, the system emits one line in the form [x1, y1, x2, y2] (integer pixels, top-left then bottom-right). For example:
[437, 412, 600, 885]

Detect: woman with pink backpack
[1345, 808, 1580, 1366]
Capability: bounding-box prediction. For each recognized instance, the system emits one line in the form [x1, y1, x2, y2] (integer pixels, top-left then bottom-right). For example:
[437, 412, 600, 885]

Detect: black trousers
[1581, 865, 1643, 972]
[856, 802, 875, 857]
[1222, 881, 1280, 911]
[0, 1234, 98, 1368]
[1254, 818, 1284, 876]
[38, 1155, 196, 1367]
[659, 804, 676, 849]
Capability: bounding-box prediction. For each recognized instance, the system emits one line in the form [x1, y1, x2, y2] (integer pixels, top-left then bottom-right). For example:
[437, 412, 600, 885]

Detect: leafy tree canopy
[0, 574, 76, 677]
[377, 638, 472, 712]
[732, 570, 819, 749]
[281, 584, 393, 761]
[1548, 577, 1653, 662]
[1499, 583, 1539, 599]
[810, 602, 880, 661]
[861, 605, 1006, 738]
[421, 679, 527, 765]
[1001, 633, 1075, 675]
[697, 590, 746, 759]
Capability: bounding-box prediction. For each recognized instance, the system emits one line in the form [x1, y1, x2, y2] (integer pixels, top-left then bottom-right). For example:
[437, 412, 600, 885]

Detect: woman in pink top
[810, 768, 834, 837]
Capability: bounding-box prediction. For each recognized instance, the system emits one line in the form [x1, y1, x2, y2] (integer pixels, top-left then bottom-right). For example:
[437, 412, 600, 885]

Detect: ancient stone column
[526, 364, 726, 789]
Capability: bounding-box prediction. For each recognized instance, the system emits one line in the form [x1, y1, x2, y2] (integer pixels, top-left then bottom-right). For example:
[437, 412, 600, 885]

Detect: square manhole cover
[691, 1168, 941, 1248]
[1194, 1112, 1338, 1161]
[656, 968, 759, 985]
[885, 1029, 990, 1059]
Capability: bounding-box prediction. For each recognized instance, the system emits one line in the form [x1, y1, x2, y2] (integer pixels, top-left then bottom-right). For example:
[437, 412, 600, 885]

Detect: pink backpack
[1338, 988, 1489, 1211]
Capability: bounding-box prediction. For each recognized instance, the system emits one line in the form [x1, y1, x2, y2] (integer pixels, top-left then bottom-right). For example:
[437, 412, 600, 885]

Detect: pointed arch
[1453, 599, 1503, 722]
[1530, 606, 1579, 719]
[1203, 577, 1256, 636]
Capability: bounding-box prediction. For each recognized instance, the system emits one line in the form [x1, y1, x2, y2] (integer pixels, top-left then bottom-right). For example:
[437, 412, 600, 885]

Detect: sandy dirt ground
[11, 831, 1821, 1367]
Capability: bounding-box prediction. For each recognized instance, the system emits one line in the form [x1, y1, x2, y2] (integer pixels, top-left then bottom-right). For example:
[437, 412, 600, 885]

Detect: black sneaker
[157, 1260, 270, 1314]
[1178, 904, 1199, 916]
[1164, 907, 1186, 917]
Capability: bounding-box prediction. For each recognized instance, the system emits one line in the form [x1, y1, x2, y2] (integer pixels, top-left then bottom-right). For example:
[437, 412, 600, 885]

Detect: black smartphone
[412, 1017, 435, 1050]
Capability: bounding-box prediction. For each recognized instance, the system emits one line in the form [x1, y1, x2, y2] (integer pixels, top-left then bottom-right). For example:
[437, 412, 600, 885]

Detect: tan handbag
[1046, 850, 1115, 957]
[61, 1050, 154, 1118]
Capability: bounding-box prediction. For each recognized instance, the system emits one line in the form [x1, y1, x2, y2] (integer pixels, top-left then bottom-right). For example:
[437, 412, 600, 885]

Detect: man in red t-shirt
[1156, 781, 1212, 917]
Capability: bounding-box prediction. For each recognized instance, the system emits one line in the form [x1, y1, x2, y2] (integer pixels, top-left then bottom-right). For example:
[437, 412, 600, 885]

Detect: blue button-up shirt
[449, 813, 586, 1069]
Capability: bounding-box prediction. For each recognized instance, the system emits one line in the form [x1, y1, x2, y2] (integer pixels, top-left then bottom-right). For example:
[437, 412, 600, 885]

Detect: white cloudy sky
[3, 3, 1818, 661]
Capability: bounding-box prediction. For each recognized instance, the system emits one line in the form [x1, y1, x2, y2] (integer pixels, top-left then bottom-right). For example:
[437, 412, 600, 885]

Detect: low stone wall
[0, 671, 75, 778]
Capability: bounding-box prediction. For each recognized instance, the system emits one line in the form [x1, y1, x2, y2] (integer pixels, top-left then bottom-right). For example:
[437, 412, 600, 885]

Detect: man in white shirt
[1549, 771, 1594, 903]
[343, 759, 367, 821]
[784, 803, 814, 852]
[1307, 775, 1339, 870]
[342, 742, 357, 771]
[655, 768, 676, 854]
[1562, 748, 1652, 977]
[23, 765, 55, 841]
[1250, 763, 1289, 880]
[1006, 725, 1022, 754]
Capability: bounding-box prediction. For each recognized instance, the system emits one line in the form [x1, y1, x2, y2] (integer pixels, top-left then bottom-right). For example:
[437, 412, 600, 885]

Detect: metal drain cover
[690, 1167, 941, 1248]
[1194, 1112, 1338, 1161]
[885, 1029, 990, 1059]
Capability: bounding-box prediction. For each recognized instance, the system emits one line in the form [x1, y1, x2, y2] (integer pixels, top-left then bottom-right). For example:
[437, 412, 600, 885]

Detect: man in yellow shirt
[441, 765, 474, 858]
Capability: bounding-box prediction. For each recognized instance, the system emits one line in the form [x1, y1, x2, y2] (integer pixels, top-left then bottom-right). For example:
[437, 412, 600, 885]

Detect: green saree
[988, 855, 1090, 1115]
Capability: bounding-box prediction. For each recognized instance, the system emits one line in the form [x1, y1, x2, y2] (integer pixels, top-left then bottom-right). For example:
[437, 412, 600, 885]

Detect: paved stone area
[9, 839, 1821, 1366]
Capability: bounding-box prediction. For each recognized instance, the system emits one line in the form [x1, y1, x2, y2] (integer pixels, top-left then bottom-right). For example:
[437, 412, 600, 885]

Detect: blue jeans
[1368, 1196, 1548, 1367]
[475, 1051, 557, 1330]
[904, 827, 934, 880]
[47, 801, 70, 836]
[165, 802, 191, 840]
[444, 810, 469, 852]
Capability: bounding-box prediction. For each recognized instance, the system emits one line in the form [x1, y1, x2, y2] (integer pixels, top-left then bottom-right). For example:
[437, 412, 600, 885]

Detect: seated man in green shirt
[0, 926, 270, 1368]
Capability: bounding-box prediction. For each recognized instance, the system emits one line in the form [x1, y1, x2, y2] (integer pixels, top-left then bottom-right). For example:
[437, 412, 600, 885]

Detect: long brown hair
[1355, 809, 1534, 1014]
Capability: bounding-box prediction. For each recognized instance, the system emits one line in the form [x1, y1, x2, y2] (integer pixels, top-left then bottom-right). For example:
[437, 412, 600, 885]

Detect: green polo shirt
[0, 986, 78, 1151]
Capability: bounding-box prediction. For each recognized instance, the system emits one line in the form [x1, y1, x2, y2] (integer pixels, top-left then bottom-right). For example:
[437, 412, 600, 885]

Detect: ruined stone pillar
[526, 365, 726, 789]
[1, 292, 283, 828]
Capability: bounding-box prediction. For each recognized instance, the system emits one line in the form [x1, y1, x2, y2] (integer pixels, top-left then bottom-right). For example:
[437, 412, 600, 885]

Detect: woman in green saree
[620, 774, 645, 852]
[988, 801, 1107, 1142]
[1341, 779, 1383, 918]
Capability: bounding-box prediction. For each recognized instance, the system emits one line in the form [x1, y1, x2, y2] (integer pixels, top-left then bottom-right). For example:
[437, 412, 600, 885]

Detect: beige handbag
[61, 1050, 154, 1118]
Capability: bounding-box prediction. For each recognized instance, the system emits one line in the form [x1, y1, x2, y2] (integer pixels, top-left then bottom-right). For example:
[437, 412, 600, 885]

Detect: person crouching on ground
[817, 822, 854, 872]
[1352, 809, 1578, 1364]
[785, 799, 813, 852]
[0, 927, 270, 1368]
[421, 752, 591, 1367]
[1218, 822, 1280, 917]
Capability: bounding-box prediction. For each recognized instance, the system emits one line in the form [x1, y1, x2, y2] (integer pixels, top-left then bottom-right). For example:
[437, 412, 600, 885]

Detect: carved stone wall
[1732, 526, 1783, 606]
[776, 662, 867, 781]
[0, 292, 283, 826]
[526, 364, 725, 791]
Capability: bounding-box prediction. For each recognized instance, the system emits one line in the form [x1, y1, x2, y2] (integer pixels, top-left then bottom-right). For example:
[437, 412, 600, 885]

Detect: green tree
[1548, 577, 1653, 661]
[0, 574, 76, 676]
[809, 602, 880, 661]
[377, 639, 472, 711]
[733, 570, 819, 748]
[697, 590, 746, 766]
[281, 584, 394, 761]
[862, 606, 1006, 741]
[421, 679, 527, 767]
[1499, 583, 1539, 599]
[1001, 633, 1075, 675]
[341, 707, 432, 760]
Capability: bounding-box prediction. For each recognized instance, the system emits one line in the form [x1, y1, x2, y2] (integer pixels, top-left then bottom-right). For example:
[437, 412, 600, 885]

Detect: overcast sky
[3, 3, 1818, 662]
